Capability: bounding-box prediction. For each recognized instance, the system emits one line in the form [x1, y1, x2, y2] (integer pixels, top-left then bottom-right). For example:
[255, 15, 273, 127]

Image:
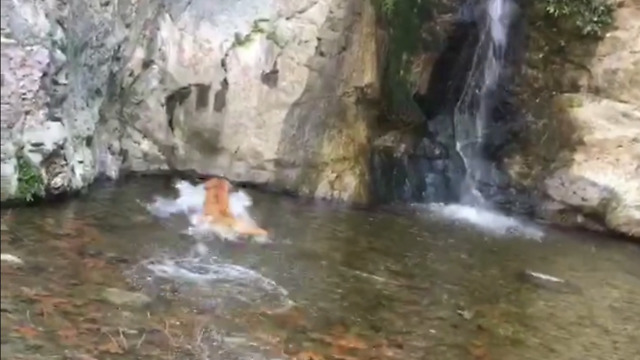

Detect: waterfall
[373, 0, 541, 238]
[453, 0, 517, 208]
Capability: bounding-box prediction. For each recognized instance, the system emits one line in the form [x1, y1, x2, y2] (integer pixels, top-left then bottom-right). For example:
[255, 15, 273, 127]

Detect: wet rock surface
[370, 129, 457, 204]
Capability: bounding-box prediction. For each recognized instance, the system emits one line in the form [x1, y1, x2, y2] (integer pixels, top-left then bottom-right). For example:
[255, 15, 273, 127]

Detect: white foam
[422, 203, 544, 241]
[146, 181, 206, 218]
[146, 180, 268, 242]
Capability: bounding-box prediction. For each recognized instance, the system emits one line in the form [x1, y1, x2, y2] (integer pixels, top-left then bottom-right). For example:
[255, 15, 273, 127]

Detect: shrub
[543, 0, 614, 37]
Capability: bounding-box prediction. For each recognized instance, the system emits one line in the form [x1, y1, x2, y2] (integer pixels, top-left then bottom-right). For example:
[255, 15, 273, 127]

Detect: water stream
[454, 0, 515, 208]
[1, 177, 639, 360]
[427, 0, 534, 239]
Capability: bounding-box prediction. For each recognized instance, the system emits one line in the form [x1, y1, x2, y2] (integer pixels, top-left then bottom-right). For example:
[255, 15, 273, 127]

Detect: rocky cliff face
[508, 1, 640, 238]
[1, 0, 125, 201]
[1, 0, 381, 203]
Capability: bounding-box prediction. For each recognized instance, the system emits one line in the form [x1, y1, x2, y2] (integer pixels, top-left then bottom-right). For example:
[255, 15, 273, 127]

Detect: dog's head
[204, 177, 232, 192]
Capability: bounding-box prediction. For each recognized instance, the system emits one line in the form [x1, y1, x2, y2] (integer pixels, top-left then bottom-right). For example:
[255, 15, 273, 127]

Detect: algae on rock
[373, 0, 429, 127]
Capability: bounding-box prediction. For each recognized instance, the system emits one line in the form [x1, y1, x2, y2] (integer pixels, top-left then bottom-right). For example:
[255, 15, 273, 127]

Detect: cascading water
[454, 0, 516, 208]
[421, 0, 543, 240]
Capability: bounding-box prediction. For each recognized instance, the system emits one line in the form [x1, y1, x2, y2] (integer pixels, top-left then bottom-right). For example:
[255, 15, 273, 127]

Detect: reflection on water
[1, 177, 639, 360]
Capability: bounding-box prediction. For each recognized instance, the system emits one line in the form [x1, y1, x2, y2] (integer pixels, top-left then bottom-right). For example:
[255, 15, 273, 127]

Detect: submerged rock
[518, 270, 582, 294]
[0, 253, 24, 265]
[100, 288, 152, 308]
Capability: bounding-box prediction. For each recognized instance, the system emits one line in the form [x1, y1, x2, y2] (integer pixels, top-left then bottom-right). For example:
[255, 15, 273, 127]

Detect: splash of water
[424, 203, 544, 240]
[146, 180, 268, 242]
[128, 252, 294, 314]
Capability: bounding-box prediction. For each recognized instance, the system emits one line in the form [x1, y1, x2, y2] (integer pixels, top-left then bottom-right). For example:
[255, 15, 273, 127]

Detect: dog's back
[203, 178, 231, 218]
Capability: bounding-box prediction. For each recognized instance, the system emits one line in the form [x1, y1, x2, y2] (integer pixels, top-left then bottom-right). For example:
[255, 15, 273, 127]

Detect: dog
[201, 177, 268, 237]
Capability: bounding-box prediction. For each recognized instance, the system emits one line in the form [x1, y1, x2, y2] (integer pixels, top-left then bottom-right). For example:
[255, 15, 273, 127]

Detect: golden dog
[202, 177, 268, 237]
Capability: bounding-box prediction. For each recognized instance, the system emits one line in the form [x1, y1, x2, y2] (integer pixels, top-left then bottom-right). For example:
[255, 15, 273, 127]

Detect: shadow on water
[1, 177, 639, 360]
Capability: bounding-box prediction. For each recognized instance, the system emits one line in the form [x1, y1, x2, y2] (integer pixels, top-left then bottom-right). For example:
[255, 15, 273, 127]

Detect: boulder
[541, 94, 640, 238]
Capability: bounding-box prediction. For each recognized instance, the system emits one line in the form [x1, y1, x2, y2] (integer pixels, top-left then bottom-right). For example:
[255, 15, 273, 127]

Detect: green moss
[372, 0, 430, 124]
[16, 155, 45, 202]
[233, 31, 255, 47]
[265, 31, 285, 48]
[564, 94, 584, 108]
[232, 19, 273, 48]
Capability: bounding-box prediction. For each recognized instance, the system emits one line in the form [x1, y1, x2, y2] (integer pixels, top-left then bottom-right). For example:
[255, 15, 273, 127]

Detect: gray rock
[1, 0, 382, 204]
[1, 0, 127, 200]
[101, 288, 152, 308]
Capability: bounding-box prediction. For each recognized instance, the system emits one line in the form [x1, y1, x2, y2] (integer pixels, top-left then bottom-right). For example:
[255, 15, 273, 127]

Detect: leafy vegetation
[378, 0, 614, 37]
[16, 155, 45, 202]
[542, 0, 614, 37]
[233, 18, 275, 47]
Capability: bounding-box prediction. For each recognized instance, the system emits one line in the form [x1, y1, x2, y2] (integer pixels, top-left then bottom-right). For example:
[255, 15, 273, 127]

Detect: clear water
[1, 177, 639, 360]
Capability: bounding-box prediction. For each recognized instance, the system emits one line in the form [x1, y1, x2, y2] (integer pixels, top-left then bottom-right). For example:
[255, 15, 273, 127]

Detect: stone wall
[507, 1, 640, 238]
[1, 0, 382, 204]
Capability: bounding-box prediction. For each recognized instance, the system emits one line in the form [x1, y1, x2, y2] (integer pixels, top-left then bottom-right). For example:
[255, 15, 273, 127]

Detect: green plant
[543, 0, 614, 37]
[233, 31, 254, 47]
[232, 19, 272, 47]
[379, 0, 397, 16]
[16, 155, 45, 202]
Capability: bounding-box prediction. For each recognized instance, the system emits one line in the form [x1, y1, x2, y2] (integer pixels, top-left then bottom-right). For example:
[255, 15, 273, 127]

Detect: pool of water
[1, 177, 639, 360]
